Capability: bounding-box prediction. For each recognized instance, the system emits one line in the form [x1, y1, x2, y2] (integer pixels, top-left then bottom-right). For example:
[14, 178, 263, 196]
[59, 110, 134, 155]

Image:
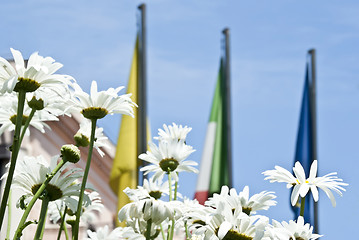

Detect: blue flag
[292, 55, 315, 226]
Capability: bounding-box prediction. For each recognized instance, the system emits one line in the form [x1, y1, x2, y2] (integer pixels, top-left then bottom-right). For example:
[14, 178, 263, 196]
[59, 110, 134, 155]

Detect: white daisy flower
[26, 86, 73, 117]
[172, 198, 213, 233]
[306, 160, 348, 207]
[77, 191, 104, 224]
[271, 216, 322, 240]
[190, 235, 205, 240]
[86, 225, 124, 240]
[263, 223, 293, 240]
[196, 201, 268, 240]
[139, 139, 197, 182]
[154, 123, 192, 142]
[0, 92, 58, 136]
[120, 217, 159, 240]
[11, 155, 83, 212]
[74, 119, 109, 157]
[124, 176, 170, 201]
[69, 80, 136, 120]
[118, 198, 175, 225]
[118, 204, 165, 240]
[48, 191, 104, 225]
[0, 48, 72, 93]
[120, 227, 146, 240]
[262, 160, 348, 207]
[206, 186, 277, 215]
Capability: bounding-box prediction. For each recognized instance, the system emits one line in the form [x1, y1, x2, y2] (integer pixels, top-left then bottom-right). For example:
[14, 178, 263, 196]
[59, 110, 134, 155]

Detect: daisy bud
[27, 96, 44, 110]
[74, 132, 90, 147]
[66, 216, 76, 226]
[17, 195, 28, 210]
[61, 144, 81, 163]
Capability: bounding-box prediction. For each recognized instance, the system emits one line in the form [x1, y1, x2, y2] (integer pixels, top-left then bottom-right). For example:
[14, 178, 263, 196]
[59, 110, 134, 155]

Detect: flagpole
[222, 28, 233, 188]
[308, 48, 318, 234]
[138, 3, 147, 184]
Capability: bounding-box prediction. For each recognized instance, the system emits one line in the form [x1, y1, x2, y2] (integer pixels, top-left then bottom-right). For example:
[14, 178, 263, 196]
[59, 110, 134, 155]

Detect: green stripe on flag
[209, 59, 230, 195]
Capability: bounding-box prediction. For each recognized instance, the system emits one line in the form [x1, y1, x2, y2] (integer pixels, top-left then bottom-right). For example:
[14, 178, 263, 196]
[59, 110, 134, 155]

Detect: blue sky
[1, 1, 359, 238]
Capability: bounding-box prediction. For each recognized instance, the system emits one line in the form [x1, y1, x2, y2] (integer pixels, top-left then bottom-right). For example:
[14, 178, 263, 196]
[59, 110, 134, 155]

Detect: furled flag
[194, 59, 231, 204]
[292, 52, 316, 227]
[109, 37, 139, 225]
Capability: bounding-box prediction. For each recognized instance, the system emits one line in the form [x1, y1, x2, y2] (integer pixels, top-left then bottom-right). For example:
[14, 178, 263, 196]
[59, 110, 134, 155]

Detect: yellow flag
[109, 37, 139, 225]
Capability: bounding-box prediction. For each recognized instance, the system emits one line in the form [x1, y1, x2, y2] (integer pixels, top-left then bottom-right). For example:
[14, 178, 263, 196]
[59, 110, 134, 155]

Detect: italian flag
[195, 59, 231, 205]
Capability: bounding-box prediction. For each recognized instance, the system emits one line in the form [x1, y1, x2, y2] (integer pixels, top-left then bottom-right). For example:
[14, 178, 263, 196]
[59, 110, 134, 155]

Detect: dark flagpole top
[222, 28, 230, 35]
[138, 3, 146, 10]
[308, 48, 316, 54]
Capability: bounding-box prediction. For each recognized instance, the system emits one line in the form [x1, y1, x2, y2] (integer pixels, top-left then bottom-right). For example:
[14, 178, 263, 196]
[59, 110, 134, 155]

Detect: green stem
[184, 221, 189, 240]
[64, 225, 69, 240]
[57, 206, 68, 240]
[168, 172, 172, 201]
[167, 172, 175, 240]
[169, 219, 175, 240]
[174, 176, 178, 201]
[166, 223, 171, 240]
[19, 108, 36, 145]
[34, 197, 50, 240]
[72, 118, 97, 240]
[14, 159, 66, 239]
[0, 90, 26, 231]
[299, 197, 306, 217]
[6, 190, 12, 240]
[63, 223, 69, 240]
[145, 219, 152, 240]
[160, 224, 166, 240]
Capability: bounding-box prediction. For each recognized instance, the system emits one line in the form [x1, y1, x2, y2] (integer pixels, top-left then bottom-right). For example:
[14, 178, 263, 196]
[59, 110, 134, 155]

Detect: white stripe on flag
[196, 122, 217, 192]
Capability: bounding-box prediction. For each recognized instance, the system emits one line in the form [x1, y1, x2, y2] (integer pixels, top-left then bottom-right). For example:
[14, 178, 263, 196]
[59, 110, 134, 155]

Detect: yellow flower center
[242, 207, 252, 216]
[295, 179, 309, 184]
[192, 220, 206, 226]
[10, 114, 29, 125]
[222, 230, 253, 240]
[149, 191, 162, 200]
[14, 77, 41, 92]
[81, 107, 108, 120]
[31, 183, 63, 201]
[159, 158, 179, 173]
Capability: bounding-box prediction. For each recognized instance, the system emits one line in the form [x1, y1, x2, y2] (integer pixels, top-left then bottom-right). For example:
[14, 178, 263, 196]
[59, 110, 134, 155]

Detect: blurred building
[0, 113, 118, 239]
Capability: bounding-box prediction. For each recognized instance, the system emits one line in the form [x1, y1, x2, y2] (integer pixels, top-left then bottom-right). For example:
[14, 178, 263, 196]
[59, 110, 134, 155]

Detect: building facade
[0, 114, 118, 239]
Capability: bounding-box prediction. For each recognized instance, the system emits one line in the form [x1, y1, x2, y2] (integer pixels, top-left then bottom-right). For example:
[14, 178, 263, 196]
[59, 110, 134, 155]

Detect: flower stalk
[167, 171, 176, 240]
[34, 196, 50, 240]
[19, 108, 36, 145]
[57, 206, 69, 240]
[174, 175, 178, 201]
[168, 172, 173, 202]
[300, 197, 306, 217]
[14, 158, 66, 239]
[72, 118, 97, 240]
[184, 221, 189, 240]
[145, 218, 152, 240]
[160, 224, 166, 240]
[0, 90, 26, 231]
[6, 190, 12, 240]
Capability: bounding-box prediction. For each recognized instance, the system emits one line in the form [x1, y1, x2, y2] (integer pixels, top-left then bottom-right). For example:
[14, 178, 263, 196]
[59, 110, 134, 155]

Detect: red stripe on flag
[194, 191, 209, 205]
